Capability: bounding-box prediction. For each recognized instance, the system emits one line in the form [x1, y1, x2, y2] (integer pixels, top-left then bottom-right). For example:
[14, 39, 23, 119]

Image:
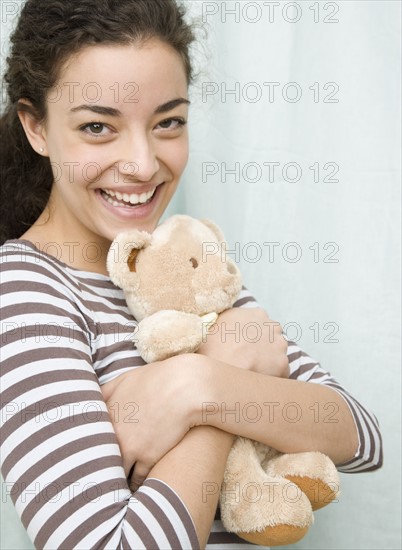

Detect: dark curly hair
[0, 0, 196, 244]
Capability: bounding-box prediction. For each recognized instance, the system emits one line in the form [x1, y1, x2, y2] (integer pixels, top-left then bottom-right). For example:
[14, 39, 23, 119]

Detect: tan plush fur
[107, 215, 340, 546]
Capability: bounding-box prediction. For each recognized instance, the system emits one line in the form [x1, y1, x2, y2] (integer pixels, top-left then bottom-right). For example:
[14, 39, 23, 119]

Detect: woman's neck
[20, 220, 111, 276]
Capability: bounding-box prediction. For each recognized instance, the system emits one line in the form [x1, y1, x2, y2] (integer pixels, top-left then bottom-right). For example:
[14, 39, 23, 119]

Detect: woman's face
[40, 40, 189, 246]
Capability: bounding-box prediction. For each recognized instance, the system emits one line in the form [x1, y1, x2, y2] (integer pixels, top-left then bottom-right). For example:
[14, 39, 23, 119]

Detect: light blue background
[1, 1, 401, 549]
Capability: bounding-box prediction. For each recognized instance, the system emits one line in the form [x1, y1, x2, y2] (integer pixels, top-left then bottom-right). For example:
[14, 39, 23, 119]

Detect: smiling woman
[0, 1, 383, 550]
[13, 41, 190, 273]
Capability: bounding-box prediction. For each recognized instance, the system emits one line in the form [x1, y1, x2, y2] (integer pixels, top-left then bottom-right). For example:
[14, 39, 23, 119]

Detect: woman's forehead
[50, 41, 189, 111]
[57, 40, 187, 88]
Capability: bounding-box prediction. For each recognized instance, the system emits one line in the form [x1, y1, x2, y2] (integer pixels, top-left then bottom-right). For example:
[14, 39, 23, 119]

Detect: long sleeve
[0, 242, 199, 550]
[286, 339, 383, 472]
[233, 288, 383, 473]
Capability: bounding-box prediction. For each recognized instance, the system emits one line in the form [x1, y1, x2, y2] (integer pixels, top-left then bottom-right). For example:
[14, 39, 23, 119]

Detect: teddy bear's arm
[134, 310, 213, 363]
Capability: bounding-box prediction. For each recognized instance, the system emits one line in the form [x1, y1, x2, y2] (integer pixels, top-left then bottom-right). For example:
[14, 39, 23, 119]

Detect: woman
[0, 1, 382, 549]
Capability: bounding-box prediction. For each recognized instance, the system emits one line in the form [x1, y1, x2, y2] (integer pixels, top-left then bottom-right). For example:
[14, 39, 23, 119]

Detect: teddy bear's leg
[220, 438, 313, 547]
[264, 451, 340, 510]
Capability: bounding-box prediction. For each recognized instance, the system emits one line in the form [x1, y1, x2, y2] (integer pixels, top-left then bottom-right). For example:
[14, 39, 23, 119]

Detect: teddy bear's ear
[200, 218, 226, 243]
[107, 230, 152, 288]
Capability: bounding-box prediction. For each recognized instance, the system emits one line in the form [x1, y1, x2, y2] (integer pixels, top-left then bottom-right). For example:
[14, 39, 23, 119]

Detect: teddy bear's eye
[190, 257, 198, 269]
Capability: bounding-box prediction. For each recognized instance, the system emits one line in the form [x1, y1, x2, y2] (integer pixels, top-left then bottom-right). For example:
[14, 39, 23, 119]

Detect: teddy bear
[107, 214, 340, 547]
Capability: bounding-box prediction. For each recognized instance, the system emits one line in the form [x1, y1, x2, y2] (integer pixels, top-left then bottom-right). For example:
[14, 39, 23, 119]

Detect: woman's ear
[16, 99, 48, 156]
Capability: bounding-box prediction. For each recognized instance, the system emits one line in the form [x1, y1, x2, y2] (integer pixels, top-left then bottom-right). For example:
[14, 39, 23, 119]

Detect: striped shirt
[0, 240, 382, 550]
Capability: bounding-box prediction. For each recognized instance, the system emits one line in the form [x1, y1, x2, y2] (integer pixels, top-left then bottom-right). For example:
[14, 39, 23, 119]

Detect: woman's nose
[119, 138, 160, 182]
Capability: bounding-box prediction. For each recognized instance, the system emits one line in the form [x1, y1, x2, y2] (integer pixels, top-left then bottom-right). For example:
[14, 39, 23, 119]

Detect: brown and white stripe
[0, 240, 382, 549]
[1, 241, 198, 549]
[286, 341, 383, 472]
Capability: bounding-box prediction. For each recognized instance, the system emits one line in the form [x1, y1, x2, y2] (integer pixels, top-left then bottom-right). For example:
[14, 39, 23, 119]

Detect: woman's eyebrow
[70, 105, 120, 116]
[69, 98, 190, 117]
[154, 98, 190, 114]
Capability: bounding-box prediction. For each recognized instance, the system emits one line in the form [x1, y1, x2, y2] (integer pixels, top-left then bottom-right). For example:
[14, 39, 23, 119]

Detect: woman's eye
[80, 122, 109, 137]
[156, 118, 186, 131]
[88, 123, 104, 134]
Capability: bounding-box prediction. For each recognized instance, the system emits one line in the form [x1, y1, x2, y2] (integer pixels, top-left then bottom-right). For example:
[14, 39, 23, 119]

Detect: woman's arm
[104, 300, 381, 503]
[194, 359, 359, 466]
[196, 293, 382, 471]
[149, 426, 234, 550]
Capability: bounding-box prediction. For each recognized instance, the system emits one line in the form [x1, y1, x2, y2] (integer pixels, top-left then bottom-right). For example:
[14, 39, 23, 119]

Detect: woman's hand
[197, 307, 289, 378]
[101, 355, 200, 490]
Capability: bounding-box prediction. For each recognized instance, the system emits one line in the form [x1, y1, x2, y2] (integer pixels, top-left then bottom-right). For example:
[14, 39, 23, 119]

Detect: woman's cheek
[172, 137, 189, 172]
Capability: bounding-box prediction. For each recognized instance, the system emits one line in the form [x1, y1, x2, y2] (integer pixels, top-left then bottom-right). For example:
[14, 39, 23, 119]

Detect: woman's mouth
[100, 187, 156, 208]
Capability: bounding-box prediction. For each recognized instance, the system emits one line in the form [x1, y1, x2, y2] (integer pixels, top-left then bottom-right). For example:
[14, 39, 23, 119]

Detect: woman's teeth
[101, 188, 156, 207]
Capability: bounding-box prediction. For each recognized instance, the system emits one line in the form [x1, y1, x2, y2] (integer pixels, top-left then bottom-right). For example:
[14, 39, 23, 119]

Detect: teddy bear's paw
[265, 451, 340, 511]
[220, 475, 313, 547]
[134, 310, 204, 362]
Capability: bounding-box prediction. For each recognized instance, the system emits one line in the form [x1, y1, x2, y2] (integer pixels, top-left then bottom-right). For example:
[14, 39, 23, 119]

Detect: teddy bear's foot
[221, 474, 313, 547]
[265, 451, 340, 510]
[221, 438, 313, 547]
[286, 475, 338, 511]
[237, 524, 310, 547]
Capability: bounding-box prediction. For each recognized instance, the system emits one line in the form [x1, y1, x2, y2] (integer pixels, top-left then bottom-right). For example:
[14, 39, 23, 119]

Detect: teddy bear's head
[107, 215, 242, 321]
